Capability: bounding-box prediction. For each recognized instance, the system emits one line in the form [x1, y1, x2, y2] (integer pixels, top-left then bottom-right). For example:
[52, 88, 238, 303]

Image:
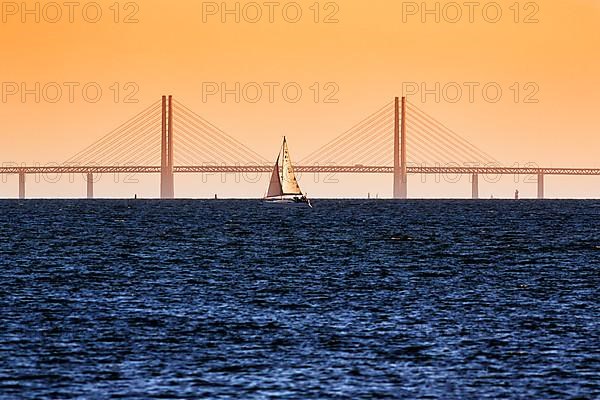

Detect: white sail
[281, 137, 303, 195]
[266, 155, 283, 198]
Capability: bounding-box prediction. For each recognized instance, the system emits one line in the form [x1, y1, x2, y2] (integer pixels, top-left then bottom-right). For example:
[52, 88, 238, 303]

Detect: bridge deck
[1, 166, 600, 176]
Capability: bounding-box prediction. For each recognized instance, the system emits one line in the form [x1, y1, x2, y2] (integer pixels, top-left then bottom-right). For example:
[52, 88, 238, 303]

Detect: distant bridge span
[2, 95, 598, 199]
[2, 166, 600, 176]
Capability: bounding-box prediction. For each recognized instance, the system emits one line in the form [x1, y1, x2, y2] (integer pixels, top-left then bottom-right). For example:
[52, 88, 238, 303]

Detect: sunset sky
[1, 0, 599, 198]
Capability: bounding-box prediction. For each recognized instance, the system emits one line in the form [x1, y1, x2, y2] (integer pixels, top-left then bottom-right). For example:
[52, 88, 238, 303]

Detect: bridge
[2, 96, 598, 199]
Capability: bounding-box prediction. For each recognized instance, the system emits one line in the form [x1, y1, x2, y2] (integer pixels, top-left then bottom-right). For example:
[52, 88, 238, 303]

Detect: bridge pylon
[160, 95, 175, 199]
[393, 96, 408, 199]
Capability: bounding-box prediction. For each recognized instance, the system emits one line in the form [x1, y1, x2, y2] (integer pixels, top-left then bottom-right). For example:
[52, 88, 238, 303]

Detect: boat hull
[263, 196, 312, 207]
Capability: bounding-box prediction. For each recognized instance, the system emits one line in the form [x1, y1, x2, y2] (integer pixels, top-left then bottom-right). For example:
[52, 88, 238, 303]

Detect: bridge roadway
[1, 165, 600, 176]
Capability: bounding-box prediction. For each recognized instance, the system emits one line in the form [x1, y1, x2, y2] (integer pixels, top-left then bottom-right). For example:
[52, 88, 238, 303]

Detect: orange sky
[1, 0, 599, 198]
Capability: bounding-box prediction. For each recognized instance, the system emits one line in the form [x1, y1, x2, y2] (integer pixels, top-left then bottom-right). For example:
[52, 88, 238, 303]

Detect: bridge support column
[18, 171, 25, 199]
[393, 96, 408, 199]
[471, 173, 479, 199]
[160, 95, 175, 199]
[86, 173, 94, 199]
[537, 173, 544, 199]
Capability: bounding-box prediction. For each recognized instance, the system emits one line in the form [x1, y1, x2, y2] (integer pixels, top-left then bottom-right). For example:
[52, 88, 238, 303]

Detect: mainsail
[281, 138, 303, 195]
[265, 137, 303, 198]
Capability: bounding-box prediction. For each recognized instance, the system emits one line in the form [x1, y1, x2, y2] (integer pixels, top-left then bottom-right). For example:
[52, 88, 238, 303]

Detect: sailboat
[264, 137, 312, 207]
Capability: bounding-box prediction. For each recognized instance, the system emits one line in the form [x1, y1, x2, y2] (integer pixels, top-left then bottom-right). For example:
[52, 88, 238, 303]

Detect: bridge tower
[161, 95, 175, 199]
[393, 96, 408, 199]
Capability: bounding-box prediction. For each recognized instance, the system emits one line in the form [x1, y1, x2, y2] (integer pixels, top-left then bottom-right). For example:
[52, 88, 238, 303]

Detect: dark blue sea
[0, 200, 599, 399]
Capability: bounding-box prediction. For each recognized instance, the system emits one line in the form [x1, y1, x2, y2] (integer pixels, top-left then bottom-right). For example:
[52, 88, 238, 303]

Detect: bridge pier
[86, 173, 94, 199]
[18, 171, 25, 199]
[537, 173, 544, 199]
[471, 173, 479, 199]
[393, 96, 407, 199]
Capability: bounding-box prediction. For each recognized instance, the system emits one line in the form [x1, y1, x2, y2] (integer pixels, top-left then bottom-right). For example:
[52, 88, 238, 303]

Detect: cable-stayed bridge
[2, 95, 599, 199]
